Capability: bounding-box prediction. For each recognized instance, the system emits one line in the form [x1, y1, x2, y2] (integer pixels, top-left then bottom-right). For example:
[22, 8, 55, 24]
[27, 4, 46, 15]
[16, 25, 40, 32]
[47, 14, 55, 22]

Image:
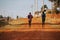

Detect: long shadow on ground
[0, 31, 60, 40]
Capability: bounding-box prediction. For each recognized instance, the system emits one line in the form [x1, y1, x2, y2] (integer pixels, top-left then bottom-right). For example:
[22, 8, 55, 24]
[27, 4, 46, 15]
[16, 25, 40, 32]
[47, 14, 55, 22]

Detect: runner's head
[29, 12, 31, 15]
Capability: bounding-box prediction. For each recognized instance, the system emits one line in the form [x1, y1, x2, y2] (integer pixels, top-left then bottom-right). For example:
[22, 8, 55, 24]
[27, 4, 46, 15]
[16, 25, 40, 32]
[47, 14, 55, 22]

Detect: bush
[0, 15, 3, 18]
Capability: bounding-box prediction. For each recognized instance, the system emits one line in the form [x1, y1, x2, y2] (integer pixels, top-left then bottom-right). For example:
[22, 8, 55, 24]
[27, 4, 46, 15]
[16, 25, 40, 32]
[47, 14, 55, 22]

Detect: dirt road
[0, 23, 60, 40]
[0, 31, 60, 40]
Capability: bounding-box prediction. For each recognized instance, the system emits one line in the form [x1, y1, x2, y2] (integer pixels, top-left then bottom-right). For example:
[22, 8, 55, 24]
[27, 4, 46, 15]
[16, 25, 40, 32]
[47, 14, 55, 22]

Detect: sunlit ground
[0, 14, 60, 32]
[0, 14, 60, 40]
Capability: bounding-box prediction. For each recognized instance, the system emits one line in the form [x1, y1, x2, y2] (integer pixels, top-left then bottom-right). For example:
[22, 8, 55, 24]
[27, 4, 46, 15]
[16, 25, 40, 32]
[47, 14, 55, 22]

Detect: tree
[49, 0, 60, 7]
[49, 0, 60, 13]
[41, 5, 48, 12]
[0, 15, 3, 18]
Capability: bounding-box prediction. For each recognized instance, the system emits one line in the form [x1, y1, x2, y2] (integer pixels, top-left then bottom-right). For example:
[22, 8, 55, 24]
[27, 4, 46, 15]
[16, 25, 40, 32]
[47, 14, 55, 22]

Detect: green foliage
[0, 15, 3, 18]
[41, 5, 48, 11]
[49, 0, 60, 7]
[56, 10, 60, 14]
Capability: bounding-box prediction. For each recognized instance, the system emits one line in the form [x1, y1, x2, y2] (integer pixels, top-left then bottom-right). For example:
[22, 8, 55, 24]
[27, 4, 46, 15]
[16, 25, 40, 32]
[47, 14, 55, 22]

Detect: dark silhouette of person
[28, 12, 33, 27]
[7, 16, 10, 21]
[42, 10, 46, 27]
[17, 16, 18, 19]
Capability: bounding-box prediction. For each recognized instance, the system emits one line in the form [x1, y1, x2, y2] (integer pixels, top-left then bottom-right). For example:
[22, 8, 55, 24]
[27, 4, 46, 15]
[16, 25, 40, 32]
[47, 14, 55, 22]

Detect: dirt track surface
[0, 23, 60, 40]
[0, 31, 60, 40]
